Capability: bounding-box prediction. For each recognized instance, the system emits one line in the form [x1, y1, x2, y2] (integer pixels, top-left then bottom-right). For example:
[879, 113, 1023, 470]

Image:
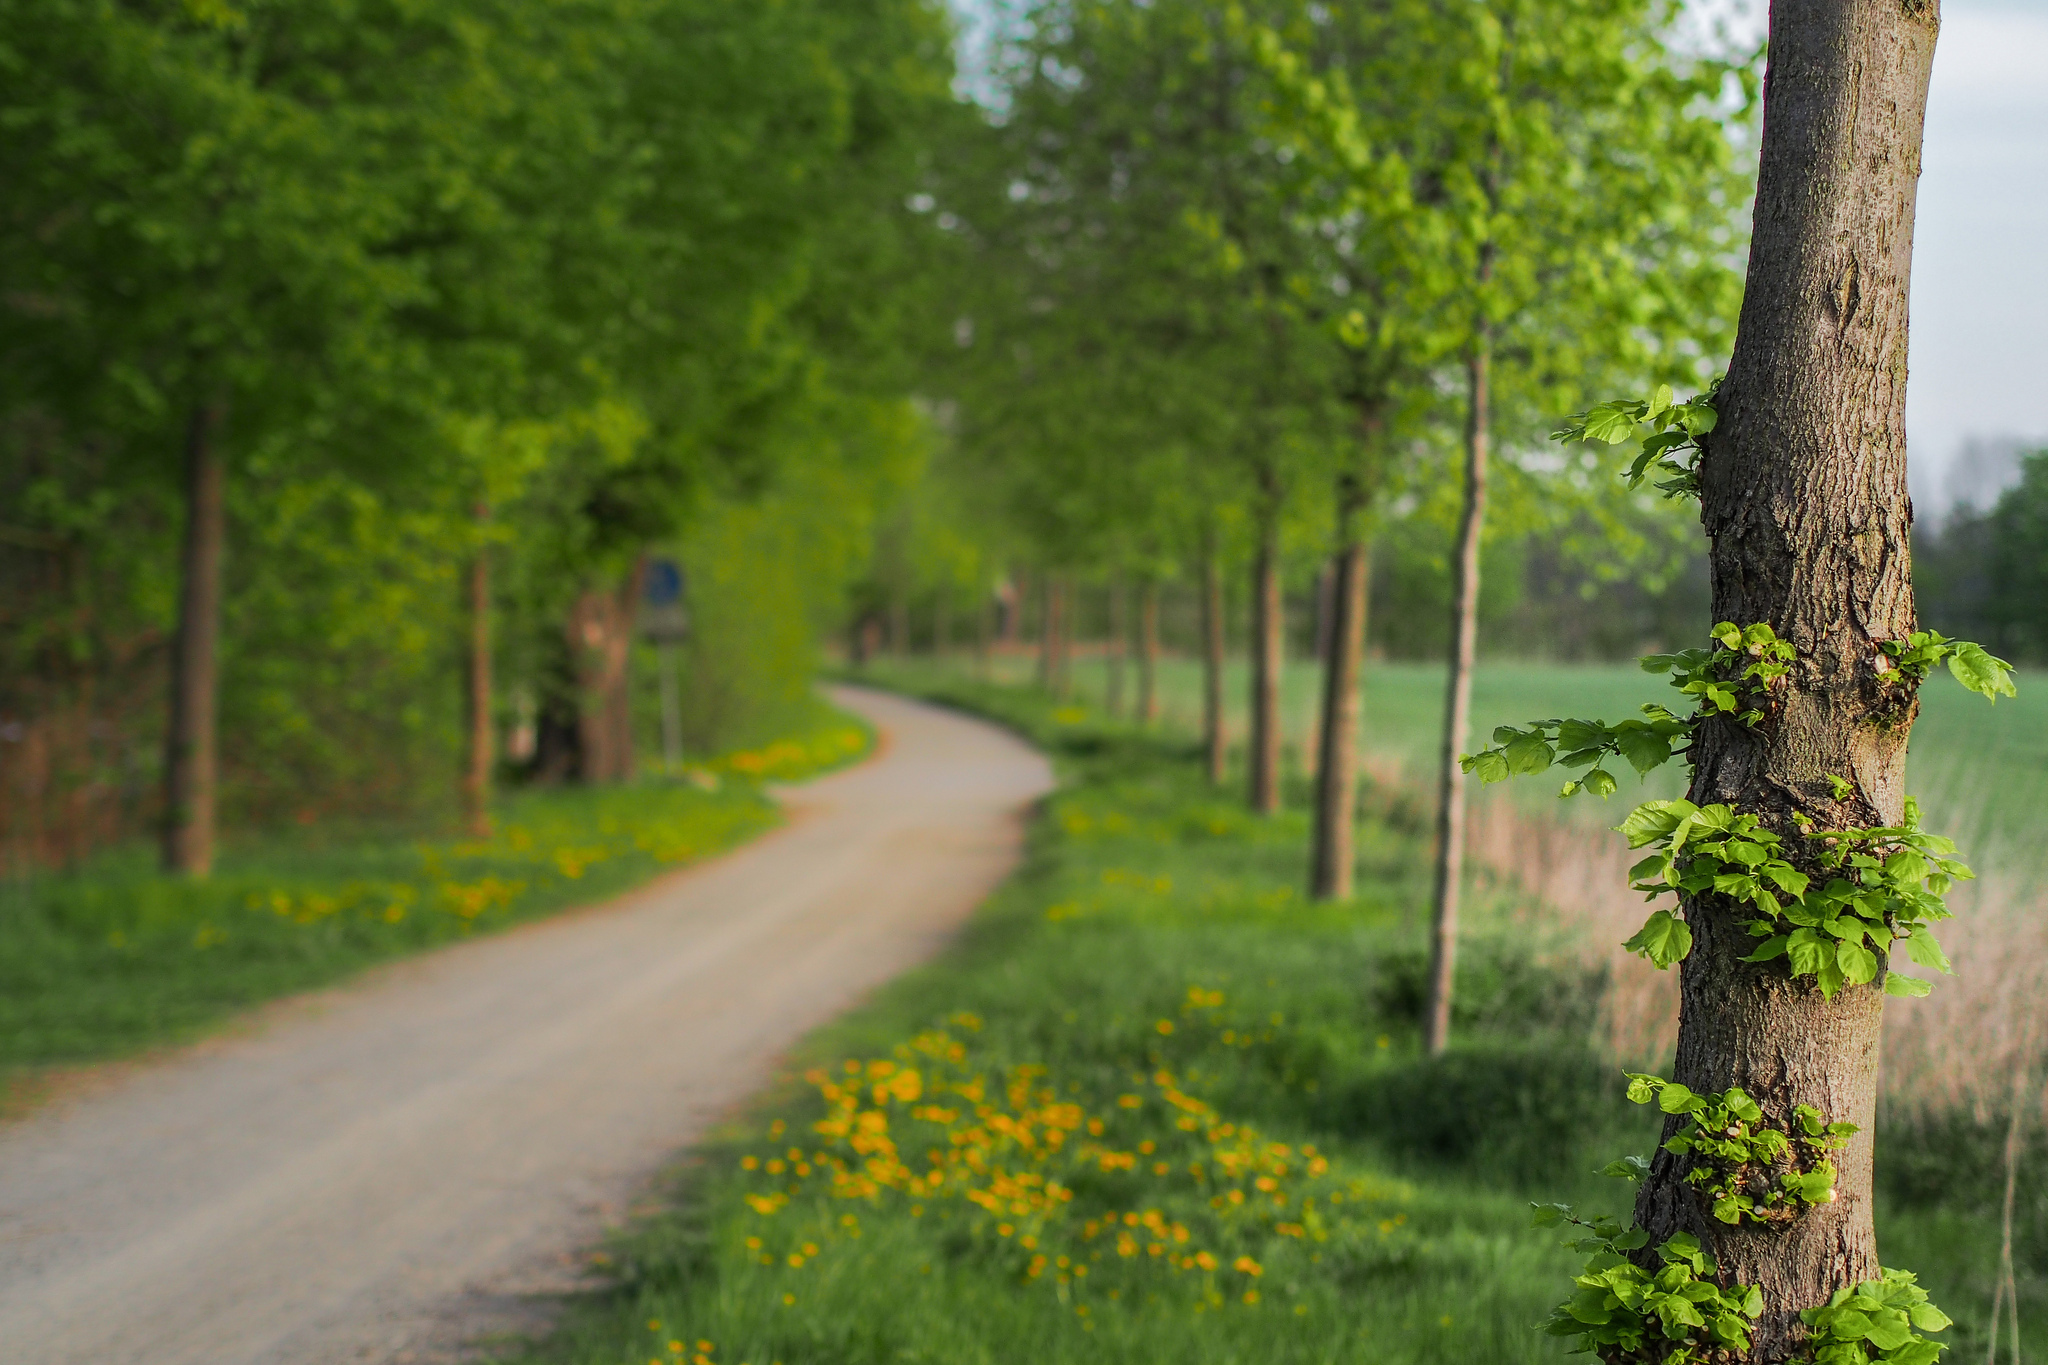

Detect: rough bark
[1202, 547, 1227, 786]
[464, 509, 493, 837]
[1312, 489, 1369, 901]
[162, 402, 226, 876]
[1106, 576, 1127, 718]
[1632, 1, 1938, 1352]
[1138, 581, 1160, 726]
[1425, 335, 1490, 1055]
[1248, 511, 1282, 815]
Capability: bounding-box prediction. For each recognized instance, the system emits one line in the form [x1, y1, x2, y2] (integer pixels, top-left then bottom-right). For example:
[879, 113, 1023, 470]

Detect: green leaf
[1837, 939, 1878, 985]
[1742, 934, 1789, 963]
[1464, 749, 1511, 783]
[1503, 731, 1556, 775]
[1884, 973, 1931, 998]
[1891, 1343, 1944, 1365]
[1624, 910, 1693, 968]
[1531, 1202, 1569, 1227]
[1580, 402, 1642, 445]
[1948, 641, 2017, 701]
[1581, 768, 1618, 798]
[1908, 1302, 1953, 1332]
[1656, 1082, 1702, 1114]
[1619, 800, 1693, 848]
[1615, 727, 1674, 774]
[1904, 924, 1952, 974]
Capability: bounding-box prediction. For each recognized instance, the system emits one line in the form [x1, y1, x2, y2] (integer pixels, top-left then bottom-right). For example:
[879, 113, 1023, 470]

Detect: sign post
[641, 559, 689, 773]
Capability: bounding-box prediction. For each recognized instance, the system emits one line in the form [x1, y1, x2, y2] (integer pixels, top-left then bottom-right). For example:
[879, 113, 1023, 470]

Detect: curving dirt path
[0, 686, 1051, 1365]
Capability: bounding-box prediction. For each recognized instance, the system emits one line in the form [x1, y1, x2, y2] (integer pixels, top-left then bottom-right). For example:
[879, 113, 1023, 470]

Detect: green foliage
[1461, 622, 1791, 798]
[1797, 1269, 1953, 1365]
[1876, 632, 2016, 703]
[1641, 621, 1796, 726]
[1532, 1209, 1762, 1363]
[1620, 1076, 1856, 1226]
[1554, 382, 1721, 502]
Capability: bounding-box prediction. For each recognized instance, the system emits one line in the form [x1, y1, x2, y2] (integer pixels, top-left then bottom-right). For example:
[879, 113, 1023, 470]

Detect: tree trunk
[1312, 488, 1369, 901]
[1043, 575, 1067, 699]
[1248, 509, 1282, 815]
[1138, 581, 1160, 726]
[464, 507, 493, 837]
[1202, 548, 1227, 785]
[1425, 332, 1490, 1054]
[1632, 1, 1937, 1349]
[569, 571, 638, 784]
[1106, 576, 1128, 718]
[1036, 573, 1054, 691]
[890, 589, 911, 657]
[162, 402, 226, 876]
[933, 595, 951, 661]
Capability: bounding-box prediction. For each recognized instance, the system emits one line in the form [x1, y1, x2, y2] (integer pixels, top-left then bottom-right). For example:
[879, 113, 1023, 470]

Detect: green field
[0, 703, 871, 1094]
[511, 670, 2036, 1365]
[1036, 652, 2048, 863]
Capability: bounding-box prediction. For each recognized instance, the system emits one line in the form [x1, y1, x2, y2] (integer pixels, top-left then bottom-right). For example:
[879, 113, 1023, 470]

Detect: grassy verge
[0, 698, 871, 1089]
[510, 668, 2035, 1365]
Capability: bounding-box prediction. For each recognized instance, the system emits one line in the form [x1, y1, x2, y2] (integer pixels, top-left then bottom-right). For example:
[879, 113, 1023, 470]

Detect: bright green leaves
[1642, 620, 1794, 726]
[1536, 1209, 1760, 1364]
[1800, 1269, 1953, 1365]
[1624, 1076, 1856, 1226]
[1622, 910, 1693, 968]
[1553, 380, 1721, 501]
[1876, 630, 2017, 703]
[1614, 794, 1968, 997]
[1460, 708, 1688, 796]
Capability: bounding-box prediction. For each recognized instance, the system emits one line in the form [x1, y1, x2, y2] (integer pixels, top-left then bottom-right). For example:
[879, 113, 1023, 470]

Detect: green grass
[503, 670, 2046, 1365]
[0, 700, 872, 1088]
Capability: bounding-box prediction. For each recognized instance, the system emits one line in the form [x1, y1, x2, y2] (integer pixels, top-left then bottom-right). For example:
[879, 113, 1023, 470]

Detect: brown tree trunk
[1043, 576, 1068, 699]
[464, 507, 493, 837]
[1425, 331, 1490, 1054]
[1311, 487, 1369, 901]
[1036, 573, 1054, 690]
[569, 570, 639, 784]
[1248, 508, 1282, 815]
[1202, 548, 1227, 785]
[1138, 581, 1160, 726]
[162, 402, 226, 876]
[1632, 1, 1937, 1349]
[1106, 576, 1127, 718]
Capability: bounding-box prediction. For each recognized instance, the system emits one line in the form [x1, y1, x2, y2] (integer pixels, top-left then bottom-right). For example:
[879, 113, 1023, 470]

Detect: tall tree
[1634, 0, 1941, 1344]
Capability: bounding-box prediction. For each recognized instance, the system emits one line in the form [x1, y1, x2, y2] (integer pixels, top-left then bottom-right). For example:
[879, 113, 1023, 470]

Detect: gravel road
[0, 686, 1051, 1365]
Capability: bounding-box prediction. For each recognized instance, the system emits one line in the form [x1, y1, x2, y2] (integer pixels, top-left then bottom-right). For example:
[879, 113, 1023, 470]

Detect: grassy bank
[1, 700, 871, 1089]
[507, 671, 2034, 1365]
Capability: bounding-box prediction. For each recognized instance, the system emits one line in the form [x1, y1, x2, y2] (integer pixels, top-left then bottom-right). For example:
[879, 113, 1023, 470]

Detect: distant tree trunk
[1138, 580, 1160, 725]
[1053, 575, 1074, 701]
[1630, 1, 1938, 1348]
[569, 568, 640, 784]
[975, 587, 992, 679]
[1425, 322, 1491, 1054]
[1312, 559, 1336, 670]
[933, 594, 951, 660]
[464, 506, 493, 837]
[1311, 482, 1369, 901]
[1202, 545, 1227, 785]
[1106, 575, 1128, 718]
[162, 401, 226, 876]
[1248, 506, 1282, 815]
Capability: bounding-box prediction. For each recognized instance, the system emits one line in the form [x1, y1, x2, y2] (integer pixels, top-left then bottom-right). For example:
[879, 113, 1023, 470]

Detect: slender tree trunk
[1138, 581, 1160, 725]
[162, 402, 226, 876]
[975, 586, 992, 680]
[1043, 575, 1067, 698]
[1202, 545, 1227, 785]
[464, 506, 493, 837]
[1425, 330, 1491, 1055]
[1312, 487, 1369, 901]
[1248, 507, 1282, 815]
[1054, 575, 1074, 701]
[1106, 575, 1128, 718]
[1631, 2, 1937, 1347]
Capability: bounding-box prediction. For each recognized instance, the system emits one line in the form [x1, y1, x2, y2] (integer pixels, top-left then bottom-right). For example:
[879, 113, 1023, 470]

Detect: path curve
[0, 686, 1051, 1365]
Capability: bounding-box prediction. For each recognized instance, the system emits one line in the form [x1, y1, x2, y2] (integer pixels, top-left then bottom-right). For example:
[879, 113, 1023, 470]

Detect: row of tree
[873, 0, 1753, 918]
[1, 0, 961, 872]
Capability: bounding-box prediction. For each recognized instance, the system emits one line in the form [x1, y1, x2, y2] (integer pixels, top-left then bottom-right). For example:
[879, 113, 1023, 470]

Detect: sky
[1905, 0, 2048, 518]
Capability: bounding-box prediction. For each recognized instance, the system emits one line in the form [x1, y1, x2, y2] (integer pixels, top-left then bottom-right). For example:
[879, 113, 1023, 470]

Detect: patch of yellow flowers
[735, 998, 1412, 1312]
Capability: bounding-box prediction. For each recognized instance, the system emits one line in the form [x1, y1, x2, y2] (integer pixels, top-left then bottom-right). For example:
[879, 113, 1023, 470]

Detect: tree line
[1, 0, 959, 872]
